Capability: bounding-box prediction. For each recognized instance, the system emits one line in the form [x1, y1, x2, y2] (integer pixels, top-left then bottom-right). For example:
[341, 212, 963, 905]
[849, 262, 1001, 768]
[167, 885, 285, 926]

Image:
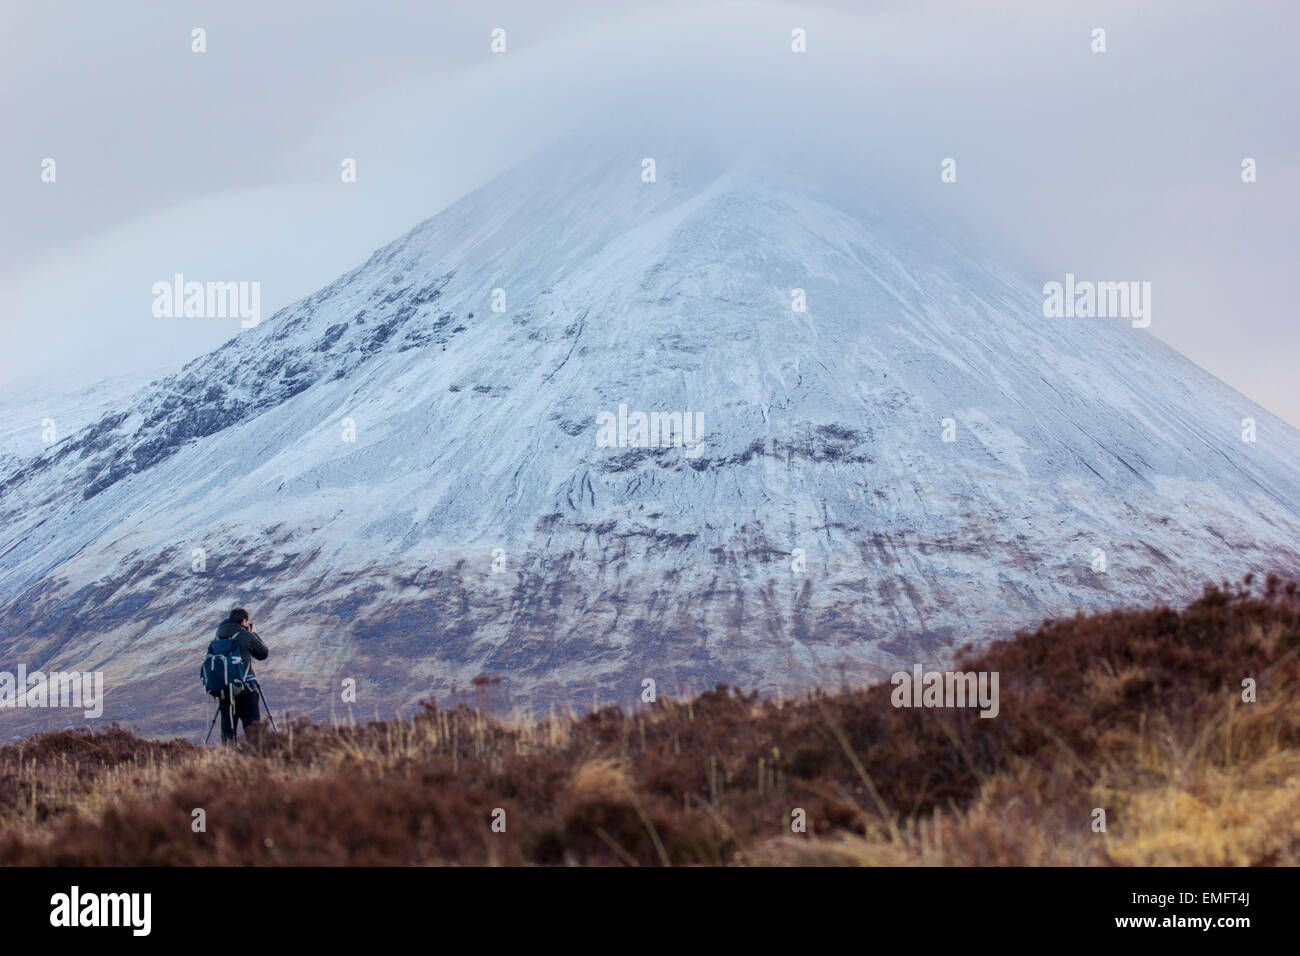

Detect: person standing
[212, 607, 269, 744]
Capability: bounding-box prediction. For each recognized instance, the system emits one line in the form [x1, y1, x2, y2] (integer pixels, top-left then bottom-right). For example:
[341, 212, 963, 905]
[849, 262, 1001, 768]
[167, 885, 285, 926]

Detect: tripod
[205, 675, 279, 745]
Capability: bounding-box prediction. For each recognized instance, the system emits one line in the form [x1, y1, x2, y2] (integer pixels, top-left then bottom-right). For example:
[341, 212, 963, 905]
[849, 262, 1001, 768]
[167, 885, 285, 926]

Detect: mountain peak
[3, 138, 1299, 736]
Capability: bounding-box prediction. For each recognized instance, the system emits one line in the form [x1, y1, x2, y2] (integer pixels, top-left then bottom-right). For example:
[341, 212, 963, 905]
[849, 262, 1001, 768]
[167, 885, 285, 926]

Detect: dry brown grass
[2, 574, 1298, 865]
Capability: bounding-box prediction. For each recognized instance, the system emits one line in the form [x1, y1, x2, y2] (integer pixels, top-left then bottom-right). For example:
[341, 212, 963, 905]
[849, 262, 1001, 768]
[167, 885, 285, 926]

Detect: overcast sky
[2, 0, 1297, 426]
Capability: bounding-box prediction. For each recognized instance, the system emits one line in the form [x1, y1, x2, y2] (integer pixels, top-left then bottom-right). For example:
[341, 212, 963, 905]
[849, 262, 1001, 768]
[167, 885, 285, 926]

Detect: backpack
[200, 634, 254, 697]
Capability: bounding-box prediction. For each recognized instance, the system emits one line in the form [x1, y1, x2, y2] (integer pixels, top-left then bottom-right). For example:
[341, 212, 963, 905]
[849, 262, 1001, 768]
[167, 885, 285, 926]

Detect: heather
[2, 576, 1297, 866]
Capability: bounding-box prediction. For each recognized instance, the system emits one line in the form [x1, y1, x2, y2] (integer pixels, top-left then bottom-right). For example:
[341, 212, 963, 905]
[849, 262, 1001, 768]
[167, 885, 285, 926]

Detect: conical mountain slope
[3, 142, 1299, 736]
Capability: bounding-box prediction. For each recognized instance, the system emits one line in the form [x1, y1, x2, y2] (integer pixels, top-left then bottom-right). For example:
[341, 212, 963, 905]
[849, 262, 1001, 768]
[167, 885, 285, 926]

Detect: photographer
[212, 607, 269, 744]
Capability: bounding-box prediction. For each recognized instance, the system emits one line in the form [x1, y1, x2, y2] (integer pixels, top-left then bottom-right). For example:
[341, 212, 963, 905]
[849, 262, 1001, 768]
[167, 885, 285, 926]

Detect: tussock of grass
[2, 575, 1298, 865]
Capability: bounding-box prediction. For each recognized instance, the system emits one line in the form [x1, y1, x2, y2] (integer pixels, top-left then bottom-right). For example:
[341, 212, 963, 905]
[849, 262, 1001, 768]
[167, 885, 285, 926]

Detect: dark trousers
[219, 689, 261, 743]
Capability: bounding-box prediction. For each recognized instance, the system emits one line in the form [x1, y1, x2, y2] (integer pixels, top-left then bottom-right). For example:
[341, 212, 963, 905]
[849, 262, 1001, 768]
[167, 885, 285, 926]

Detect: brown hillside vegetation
[2, 575, 1299, 866]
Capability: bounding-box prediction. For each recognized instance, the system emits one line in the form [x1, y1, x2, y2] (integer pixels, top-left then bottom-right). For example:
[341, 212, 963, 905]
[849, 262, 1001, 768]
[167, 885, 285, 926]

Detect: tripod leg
[205, 701, 221, 745]
[257, 684, 278, 732]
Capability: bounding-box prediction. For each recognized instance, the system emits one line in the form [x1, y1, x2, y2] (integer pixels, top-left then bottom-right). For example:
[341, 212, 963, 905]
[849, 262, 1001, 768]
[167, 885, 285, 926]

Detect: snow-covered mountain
[4, 139, 1299, 738]
[0, 371, 160, 476]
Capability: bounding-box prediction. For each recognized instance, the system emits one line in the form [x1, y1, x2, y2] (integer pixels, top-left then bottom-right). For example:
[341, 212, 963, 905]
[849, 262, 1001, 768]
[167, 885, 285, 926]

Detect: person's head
[228, 607, 250, 627]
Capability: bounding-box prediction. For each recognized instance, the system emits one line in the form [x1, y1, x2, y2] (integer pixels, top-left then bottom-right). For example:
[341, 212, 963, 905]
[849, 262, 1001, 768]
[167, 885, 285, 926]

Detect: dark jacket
[214, 619, 269, 679]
